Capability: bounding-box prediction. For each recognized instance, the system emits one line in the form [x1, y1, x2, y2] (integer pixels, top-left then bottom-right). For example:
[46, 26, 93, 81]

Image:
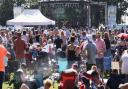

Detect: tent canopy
[7, 9, 55, 26]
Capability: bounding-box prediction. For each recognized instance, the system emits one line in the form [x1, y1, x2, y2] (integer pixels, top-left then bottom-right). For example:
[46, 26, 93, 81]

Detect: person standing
[95, 32, 106, 75]
[65, 28, 71, 40]
[60, 31, 67, 46]
[21, 31, 29, 46]
[0, 36, 11, 89]
[104, 32, 111, 57]
[14, 32, 26, 65]
[103, 32, 112, 75]
[1, 31, 8, 47]
[83, 39, 97, 70]
[120, 50, 128, 83]
[66, 36, 77, 68]
[54, 35, 63, 50]
[35, 30, 41, 44]
[80, 31, 88, 41]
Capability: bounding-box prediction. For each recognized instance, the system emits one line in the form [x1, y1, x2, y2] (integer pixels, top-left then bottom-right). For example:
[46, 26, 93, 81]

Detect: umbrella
[126, 34, 128, 39]
[117, 33, 127, 38]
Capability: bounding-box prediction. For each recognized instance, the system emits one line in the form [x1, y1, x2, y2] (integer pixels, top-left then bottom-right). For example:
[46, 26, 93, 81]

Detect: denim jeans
[0, 71, 4, 89]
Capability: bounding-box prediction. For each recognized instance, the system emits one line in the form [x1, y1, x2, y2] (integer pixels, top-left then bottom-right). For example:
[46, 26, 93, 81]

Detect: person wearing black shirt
[104, 32, 111, 57]
[35, 31, 40, 43]
[121, 27, 124, 33]
[54, 35, 63, 49]
[66, 36, 77, 68]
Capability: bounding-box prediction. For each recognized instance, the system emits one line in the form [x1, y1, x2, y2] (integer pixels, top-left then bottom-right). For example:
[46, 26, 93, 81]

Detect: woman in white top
[121, 50, 128, 74]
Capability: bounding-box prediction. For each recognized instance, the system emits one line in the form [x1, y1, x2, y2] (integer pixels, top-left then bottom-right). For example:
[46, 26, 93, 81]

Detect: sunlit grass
[3, 81, 58, 89]
[3, 82, 13, 89]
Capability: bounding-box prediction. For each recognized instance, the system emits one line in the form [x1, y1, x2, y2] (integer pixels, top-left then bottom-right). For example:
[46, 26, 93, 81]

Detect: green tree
[14, 0, 38, 6]
[0, 0, 14, 26]
[92, 0, 128, 24]
[15, 0, 26, 6]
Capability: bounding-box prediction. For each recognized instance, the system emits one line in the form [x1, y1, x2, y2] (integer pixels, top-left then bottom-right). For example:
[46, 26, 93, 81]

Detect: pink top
[95, 38, 106, 58]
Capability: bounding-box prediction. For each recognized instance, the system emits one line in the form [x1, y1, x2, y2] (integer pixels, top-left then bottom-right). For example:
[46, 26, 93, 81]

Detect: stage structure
[39, 0, 107, 27]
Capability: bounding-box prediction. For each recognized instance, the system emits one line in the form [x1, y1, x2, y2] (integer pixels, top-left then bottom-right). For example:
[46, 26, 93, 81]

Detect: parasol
[117, 33, 127, 38]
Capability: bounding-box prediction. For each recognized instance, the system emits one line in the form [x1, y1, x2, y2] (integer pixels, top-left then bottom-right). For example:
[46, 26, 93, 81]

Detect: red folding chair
[59, 71, 76, 89]
[78, 72, 93, 89]
[78, 81, 86, 89]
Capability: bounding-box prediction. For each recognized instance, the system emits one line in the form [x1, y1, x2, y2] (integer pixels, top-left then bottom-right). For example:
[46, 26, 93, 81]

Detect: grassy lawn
[3, 72, 59, 89]
[3, 82, 58, 89]
[3, 82, 13, 89]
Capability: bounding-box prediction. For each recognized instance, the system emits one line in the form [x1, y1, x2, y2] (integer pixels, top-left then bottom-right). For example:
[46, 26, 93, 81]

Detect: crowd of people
[0, 26, 128, 89]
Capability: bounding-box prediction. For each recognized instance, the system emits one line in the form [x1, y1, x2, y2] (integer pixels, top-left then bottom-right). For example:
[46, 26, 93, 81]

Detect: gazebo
[7, 9, 55, 26]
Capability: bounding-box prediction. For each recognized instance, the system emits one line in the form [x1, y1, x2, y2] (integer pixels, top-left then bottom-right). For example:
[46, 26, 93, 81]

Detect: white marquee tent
[7, 9, 55, 26]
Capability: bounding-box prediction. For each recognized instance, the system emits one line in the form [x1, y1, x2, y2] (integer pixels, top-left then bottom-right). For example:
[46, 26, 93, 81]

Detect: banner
[108, 5, 117, 29]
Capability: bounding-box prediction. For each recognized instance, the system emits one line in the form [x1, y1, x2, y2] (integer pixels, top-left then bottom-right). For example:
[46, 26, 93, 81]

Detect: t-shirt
[35, 35, 40, 43]
[121, 51, 128, 74]
[104, 38, 111, 49]
[1, 36, 8, 47]
[66, 30, 71, 39]
[42, 44, 54, 54]
[85, 42, 97, 64]
[0, 44, 7, 72]
[80, 35, 88, 41]
[95, 39, 106, 58]
[14, 38, 26, 59]
[54, 38, 63, 49]
[21, 35, 29, 44]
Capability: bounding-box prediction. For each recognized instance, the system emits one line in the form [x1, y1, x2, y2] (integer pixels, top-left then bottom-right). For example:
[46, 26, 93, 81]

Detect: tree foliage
[0, 0, 39, 26]
[14, 0, 26, 6]
[0, 0, 14, 26]
[92, 0, 128, 23]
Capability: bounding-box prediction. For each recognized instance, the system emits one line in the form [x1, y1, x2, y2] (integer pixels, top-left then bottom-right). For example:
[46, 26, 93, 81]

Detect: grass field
[3, 82, 13, 89]
[3, 72, 59, 89]
[3, 82, 58, 89]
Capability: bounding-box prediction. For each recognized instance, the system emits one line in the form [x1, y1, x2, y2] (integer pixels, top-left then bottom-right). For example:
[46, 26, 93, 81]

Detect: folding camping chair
[111, 61, 121, 74]
[59, 71, 76, 89]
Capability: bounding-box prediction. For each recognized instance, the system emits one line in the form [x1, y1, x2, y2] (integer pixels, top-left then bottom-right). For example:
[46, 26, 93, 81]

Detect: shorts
[0, 71, 4, 84]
